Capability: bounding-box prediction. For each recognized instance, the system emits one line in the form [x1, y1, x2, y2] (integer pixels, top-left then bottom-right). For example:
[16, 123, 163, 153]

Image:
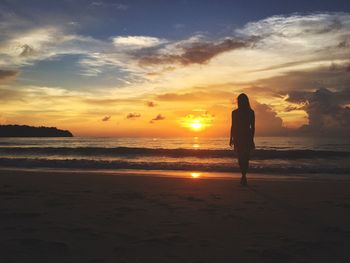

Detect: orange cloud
[150, 114, 165, 123]
[101, 116, 111, 121]
[126, 113, 141, 119]
[146, 101, 157, 107]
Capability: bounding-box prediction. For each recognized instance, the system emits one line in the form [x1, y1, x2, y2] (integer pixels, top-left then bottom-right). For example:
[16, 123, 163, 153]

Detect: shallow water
[0, 137, 349, 174]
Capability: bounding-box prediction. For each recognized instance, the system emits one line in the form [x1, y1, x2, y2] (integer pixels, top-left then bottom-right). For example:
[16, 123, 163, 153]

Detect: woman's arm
[230, 111, 234, 146]
[251, 111, 255, 138]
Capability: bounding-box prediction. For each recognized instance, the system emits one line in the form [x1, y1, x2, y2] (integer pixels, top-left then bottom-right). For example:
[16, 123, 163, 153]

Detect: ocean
[0, 137, 349, 174]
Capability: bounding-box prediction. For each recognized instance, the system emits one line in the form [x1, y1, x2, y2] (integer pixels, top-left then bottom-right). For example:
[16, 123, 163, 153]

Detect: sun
[179, 111, 214, 132]
[190, 120, 202, 131]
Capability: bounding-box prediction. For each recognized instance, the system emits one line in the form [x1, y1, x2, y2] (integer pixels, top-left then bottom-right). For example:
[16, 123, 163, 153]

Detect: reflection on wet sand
[190, 172, 201, 178]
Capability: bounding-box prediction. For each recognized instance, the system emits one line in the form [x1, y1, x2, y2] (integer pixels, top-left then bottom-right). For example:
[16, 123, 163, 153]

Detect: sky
[1, 0, 350, 137]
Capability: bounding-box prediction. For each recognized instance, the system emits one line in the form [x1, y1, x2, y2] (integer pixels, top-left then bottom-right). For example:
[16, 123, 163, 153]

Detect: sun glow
[190, 172, 201, 178]
[190, 120, 202, 130]
[180, 111, 214, 132]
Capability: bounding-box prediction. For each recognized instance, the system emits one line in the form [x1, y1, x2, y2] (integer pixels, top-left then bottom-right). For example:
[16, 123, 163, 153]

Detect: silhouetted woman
[230, 93, 255, 185]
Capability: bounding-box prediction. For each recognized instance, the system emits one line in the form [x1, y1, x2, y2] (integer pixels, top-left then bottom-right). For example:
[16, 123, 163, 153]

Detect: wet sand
[0, 169, 349, 263]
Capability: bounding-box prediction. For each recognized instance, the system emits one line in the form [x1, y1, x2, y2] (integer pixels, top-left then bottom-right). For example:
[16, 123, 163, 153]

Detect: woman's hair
[237, 93, 251, 110]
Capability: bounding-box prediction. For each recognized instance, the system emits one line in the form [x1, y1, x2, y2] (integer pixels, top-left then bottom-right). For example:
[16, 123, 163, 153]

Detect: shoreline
[1, 167, 349, 181]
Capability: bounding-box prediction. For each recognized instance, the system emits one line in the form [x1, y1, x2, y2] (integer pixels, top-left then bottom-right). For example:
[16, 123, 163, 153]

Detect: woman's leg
[238, 151, 249, 185]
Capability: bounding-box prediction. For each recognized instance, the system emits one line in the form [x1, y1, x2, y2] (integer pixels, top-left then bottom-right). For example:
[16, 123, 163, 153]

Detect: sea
[0, 136, 349, 175]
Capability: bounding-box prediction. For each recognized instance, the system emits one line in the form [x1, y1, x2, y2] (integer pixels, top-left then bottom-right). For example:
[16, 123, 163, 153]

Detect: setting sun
[190, 120, 202, 131]
[180, 112, 214, 132]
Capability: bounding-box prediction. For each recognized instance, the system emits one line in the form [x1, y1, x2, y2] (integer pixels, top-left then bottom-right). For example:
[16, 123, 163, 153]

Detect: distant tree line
[0, 125, 73, 137]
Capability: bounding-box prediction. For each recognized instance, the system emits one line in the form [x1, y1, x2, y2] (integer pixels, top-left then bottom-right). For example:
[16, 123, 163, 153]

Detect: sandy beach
[0, 169, 349, 263]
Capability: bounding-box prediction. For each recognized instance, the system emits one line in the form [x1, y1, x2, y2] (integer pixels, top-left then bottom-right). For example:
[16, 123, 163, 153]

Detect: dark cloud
[146, 101, 156, 107]
[254, 64, 350, 136]
[287, 88, 350, 136]
[251, 100, 291, 136]
[126, 113, 141, 119]
[254, 64, 350, 94]
[328, 62, 350, 73]
[150, 114, 165, 123]
[102, 115, 111, 121]
[0, 69, 18, 81]
[20, 44, 35, 57]
[338, 40, 350, 48]
[287, 88, 350, 105]
[138, 38, 254, 66]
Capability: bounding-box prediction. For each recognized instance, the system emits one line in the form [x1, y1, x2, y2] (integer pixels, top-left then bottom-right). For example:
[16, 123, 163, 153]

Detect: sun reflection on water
[190, 172, 201, 178]
[192, 136, 200, 148]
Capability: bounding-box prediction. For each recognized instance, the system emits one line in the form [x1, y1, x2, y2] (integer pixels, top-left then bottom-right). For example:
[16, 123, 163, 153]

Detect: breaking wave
[0, 147, 349, 159]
